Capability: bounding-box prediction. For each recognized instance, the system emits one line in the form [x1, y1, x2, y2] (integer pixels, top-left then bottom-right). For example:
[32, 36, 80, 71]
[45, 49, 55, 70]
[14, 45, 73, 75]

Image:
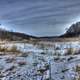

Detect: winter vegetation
[0, 41, 79, 80]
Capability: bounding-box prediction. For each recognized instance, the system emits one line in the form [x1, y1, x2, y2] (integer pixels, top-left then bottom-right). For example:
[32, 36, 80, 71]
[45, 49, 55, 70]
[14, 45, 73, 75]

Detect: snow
[0, 41, 79, 80]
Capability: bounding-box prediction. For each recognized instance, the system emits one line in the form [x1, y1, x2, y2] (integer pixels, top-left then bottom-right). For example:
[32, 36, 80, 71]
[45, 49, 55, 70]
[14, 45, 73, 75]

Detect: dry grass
[65, 48, 74, 55]
[0, 45, 21, 55]
[75, 65, 80, 80]
[8, 46, 20, 52]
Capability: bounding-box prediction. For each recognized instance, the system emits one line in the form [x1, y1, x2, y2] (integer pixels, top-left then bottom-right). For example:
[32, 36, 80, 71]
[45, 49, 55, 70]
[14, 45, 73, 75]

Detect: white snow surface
[0, 41, 79, 80]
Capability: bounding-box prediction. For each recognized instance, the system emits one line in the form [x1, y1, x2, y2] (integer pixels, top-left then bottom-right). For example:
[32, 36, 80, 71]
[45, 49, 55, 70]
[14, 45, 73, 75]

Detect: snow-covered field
[0, 41, 80, 80]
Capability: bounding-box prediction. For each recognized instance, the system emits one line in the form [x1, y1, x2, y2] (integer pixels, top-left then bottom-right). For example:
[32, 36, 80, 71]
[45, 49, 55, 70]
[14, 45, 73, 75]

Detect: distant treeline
[0, 28, 37, 41]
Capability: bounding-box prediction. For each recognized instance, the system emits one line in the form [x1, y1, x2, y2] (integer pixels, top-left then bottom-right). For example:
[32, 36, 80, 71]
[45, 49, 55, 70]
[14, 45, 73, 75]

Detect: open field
[0, 39, 80, 80]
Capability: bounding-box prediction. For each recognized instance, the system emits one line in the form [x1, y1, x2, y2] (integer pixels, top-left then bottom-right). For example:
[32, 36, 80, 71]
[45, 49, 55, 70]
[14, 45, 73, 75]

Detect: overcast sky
[0, 0, 80, 36]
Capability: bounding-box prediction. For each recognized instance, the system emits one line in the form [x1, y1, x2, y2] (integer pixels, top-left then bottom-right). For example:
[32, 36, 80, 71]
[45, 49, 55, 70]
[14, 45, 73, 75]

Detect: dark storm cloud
[0, 0, 80, 36]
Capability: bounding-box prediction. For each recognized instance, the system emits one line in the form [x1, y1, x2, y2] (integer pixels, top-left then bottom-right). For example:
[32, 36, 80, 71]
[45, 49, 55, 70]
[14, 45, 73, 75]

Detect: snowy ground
[0, 41, 79, 80]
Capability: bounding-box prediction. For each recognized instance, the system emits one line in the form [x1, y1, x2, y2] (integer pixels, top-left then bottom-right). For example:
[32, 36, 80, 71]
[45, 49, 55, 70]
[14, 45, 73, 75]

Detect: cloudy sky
[0, 0, 80, 36]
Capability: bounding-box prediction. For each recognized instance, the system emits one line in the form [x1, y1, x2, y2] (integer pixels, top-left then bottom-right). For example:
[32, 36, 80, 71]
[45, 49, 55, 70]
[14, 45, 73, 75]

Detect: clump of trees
[0, 28, 36, 41]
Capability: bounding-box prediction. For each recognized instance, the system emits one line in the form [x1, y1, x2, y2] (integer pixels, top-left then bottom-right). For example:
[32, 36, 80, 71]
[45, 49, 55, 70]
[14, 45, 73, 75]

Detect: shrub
[0, 45, 21, 55]
[9, 46, 18, 52]
[18, 61, 26, 66]
[8, 45, 21, 53]
[65, 48, 74, 55]
[0, 46, 8, 52]
[20, 52, 30, 57]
